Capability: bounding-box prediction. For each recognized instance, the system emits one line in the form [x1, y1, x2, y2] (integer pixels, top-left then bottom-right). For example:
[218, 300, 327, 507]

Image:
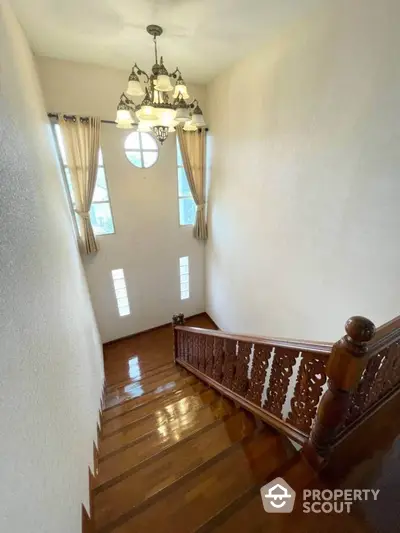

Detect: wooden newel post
[172, 313, 185, 363]
[306, 315, 375, 463]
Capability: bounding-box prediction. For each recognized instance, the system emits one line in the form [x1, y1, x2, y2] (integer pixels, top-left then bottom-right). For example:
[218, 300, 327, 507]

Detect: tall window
[179, 256, 190, 300]
[176, 139, 196, 226]
[53, 124, 115, 235]
[111, 269, 131, 317]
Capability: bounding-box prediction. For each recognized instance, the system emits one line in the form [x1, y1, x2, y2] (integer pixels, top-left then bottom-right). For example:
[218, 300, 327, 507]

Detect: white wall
[206, 0, 400, 341]
[36, 57, 207, 342]
[0, 3, 104, 533]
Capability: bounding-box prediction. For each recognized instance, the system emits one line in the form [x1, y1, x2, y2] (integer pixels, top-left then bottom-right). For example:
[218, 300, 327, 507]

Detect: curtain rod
[47, 112, 208, 131]
[48, 113, 115, 125]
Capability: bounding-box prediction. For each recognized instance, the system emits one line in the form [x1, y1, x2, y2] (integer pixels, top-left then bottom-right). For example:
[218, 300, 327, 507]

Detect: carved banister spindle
[172, 313, 185, 363]
[305, 316, 375, 464]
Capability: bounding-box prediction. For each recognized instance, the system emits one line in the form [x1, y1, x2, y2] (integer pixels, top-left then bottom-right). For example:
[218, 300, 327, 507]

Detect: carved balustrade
[173, 323, 331, 443]
[173, 314, 400, 460]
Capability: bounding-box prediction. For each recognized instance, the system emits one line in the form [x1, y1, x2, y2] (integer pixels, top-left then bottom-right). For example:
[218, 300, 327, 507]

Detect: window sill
[94, 232, 116, 237]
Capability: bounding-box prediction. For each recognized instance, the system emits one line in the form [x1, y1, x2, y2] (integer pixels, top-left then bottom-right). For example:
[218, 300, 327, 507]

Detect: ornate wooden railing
[173, 313, 400, 463]
[332, 317, 400, 444]
[173, 314, 331, 444]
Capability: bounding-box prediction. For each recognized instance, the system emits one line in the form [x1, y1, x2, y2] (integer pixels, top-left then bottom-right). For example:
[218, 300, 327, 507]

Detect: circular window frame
[124, 131, 159, 169]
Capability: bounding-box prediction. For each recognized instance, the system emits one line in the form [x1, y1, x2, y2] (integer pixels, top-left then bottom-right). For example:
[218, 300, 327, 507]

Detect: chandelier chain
[153, 35, 158, 65]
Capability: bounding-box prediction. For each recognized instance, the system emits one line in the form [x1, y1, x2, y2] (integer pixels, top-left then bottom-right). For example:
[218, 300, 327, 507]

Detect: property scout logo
[260, 477, 379, 514]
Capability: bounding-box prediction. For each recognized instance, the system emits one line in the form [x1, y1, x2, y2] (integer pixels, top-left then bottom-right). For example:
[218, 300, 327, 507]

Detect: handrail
[305, 315, 400, 467]
[174, 326, 332, 356]
[173, 313, 400, 470]
[177, 314, 400, 357]
[368, 315, 400, 355]
[369, 327, 400, 356]
[372, 314, 400, 341]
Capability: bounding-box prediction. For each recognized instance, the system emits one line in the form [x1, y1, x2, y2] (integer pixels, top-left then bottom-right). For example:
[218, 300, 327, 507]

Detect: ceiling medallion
[115, 24, 206, 145]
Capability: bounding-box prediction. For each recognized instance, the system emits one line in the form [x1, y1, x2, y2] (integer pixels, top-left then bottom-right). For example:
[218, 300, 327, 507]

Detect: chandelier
[115, 25, 206, 144]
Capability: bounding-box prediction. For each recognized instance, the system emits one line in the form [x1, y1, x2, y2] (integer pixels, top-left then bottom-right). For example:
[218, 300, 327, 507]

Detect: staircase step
[102, 380, 207, 426]
[104, 368, 188, 408]
[100, 389, 219, 452]
[95, 397, 237, 488]
[105, 363, 176, 392]
[102, 375, 198, 418]
[102, 387, 217, 437]
[201, 488, 267, 533]
[94, 410, 260, 531]
[100, 430, 291, 533]
[198, 453, 316, 533]
[99, 395, 235, 458]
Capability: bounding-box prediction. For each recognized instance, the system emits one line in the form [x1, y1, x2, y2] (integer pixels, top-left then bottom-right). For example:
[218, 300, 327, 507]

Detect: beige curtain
[177, 126, 208, 240]
[60, 115, 101, 254]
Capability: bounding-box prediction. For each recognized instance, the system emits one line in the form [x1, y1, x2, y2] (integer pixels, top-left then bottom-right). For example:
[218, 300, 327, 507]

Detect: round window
[124, 132, 159, 169]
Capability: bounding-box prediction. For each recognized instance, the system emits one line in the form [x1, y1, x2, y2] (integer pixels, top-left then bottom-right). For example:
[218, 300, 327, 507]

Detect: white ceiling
[10, 0, 318, 83]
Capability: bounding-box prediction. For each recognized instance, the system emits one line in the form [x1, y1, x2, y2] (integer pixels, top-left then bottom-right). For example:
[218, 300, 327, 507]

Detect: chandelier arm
[187, 98, 199, 109]
[134, 64, 150, 83]
[120, 93, 138, 110]
[169, 67, 181, 79]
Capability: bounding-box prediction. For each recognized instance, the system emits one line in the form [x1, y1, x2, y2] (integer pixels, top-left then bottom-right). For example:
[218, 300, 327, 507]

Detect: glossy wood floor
[95, 315, 400, 533]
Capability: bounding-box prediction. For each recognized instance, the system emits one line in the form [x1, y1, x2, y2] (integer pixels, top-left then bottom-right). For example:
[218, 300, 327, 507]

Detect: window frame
[179, 256, 190, 300]
[176, 138, 196, 227]
[111, 268, 131, 317]
[52, 122, 116, 237]
[124, 131, 159, 169]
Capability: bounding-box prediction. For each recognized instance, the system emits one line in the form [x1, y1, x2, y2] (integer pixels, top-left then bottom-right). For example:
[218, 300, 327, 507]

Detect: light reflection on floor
[128, 356, 141, 380]
[154, 382, 176, 394]
[122, 382, 144, 397]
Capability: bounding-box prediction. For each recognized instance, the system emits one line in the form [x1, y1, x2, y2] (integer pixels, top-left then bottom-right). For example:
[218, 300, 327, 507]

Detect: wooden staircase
[92, 312, 400, 533]
[93, 314, 302, 533]
[95, 362, 296, 532]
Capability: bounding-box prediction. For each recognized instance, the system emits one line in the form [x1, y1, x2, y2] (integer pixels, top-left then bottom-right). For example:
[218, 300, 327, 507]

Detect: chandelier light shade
[115, 24, 206, 145]
[175, 107, 191, 123]
[191, 103, 206, 127]
[183, 120, 198, 132]
[127, 81, 145, 98]
[116, 109, 132, 123]
[174, 97, 191, 123]
[173, 74, 190, 100]
[115, 94, 138, 129]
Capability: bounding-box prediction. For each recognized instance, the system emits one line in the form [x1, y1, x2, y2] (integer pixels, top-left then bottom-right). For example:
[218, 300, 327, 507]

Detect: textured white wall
[0, 3, 104, 532]
[206, 0, 400, 341]
[36, 57, 207, 342]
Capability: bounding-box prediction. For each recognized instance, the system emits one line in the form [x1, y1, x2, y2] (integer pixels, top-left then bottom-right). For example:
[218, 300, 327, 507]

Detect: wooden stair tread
[102, 386, 215, 437]
[102, 380, 207, 425]
[105, 430, 292, 533]
[104, 359, 177, 382]
[94, 410, 262, 531]
[95, 397, 238, 487]
[104, 368, 189, 408]
[207, 486, 371, 533]
[99, 389, 221, 456]
[102, 375, 198, 419]
[99, 393, 233, 458]
[105, 363, 175, 391]
[198, 454, 312, 533]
